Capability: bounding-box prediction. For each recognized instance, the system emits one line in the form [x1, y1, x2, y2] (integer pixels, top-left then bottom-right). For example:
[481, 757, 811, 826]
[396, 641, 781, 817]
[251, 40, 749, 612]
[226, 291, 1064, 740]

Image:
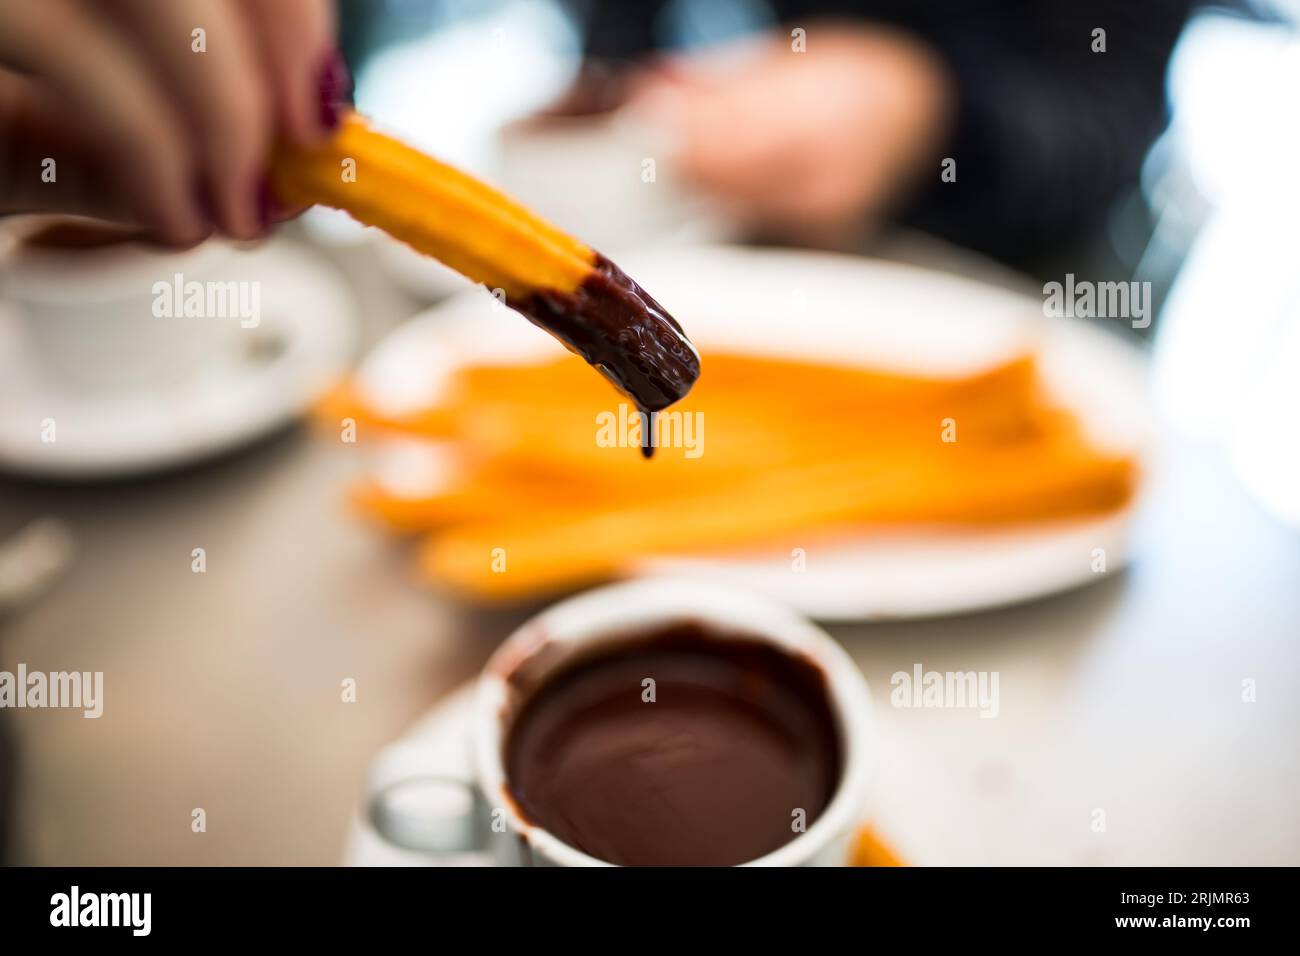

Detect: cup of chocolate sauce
[369, 580, 874, 867]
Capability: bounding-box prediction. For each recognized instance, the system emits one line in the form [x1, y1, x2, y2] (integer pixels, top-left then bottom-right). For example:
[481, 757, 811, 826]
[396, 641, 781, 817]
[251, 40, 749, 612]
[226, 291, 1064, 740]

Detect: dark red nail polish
[317, 50, 352, 130]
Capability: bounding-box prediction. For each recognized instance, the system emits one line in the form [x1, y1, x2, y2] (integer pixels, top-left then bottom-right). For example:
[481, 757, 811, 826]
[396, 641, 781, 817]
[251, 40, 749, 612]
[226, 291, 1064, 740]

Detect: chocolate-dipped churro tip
[271, 112, 700, 458]
[518, 254, 700, 414]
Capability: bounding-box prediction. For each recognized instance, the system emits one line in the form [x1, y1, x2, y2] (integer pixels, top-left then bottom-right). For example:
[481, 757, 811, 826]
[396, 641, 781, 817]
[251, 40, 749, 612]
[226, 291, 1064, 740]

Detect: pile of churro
[325, 351, 1136, 601]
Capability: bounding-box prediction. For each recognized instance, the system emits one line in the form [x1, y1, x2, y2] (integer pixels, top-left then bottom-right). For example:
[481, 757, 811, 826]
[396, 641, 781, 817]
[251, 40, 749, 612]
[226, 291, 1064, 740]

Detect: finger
[0, 72, 213, 247]
[0, 70, 123, 220]
[234, 0, 339, 148]
[0, 0, 204, 243]
[101, 0, 272, 239]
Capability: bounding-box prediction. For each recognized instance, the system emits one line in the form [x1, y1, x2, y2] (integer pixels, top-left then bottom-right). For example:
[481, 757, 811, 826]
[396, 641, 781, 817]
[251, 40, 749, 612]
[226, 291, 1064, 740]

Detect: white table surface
[2, 235, 1296, 865]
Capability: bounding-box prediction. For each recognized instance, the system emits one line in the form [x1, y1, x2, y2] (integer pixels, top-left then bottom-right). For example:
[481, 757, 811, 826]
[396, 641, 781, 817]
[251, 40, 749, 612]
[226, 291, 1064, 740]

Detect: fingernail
[317, 50, 352, 131]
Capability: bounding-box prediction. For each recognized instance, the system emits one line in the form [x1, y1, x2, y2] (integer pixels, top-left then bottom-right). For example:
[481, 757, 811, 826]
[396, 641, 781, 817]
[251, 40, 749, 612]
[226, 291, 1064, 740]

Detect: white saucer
[0, 241, 357, 479]
[343, 685, 485, 867]
[353, 245, 1153, 620]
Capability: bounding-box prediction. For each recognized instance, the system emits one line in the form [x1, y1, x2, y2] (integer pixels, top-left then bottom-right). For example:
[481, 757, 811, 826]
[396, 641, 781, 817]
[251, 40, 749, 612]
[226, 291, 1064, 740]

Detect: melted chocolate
[504, 622, 842, 867]
[516, 255, 700, 459]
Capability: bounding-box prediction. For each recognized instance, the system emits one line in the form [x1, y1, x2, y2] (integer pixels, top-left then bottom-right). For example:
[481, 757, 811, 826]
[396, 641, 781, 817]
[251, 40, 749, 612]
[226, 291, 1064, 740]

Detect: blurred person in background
[559, 0, 1198, 270]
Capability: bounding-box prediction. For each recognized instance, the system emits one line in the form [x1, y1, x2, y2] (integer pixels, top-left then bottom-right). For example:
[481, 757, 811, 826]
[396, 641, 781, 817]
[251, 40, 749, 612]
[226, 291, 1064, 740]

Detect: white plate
[353, 245, 1151, 620]
[0, 241, 357, 479]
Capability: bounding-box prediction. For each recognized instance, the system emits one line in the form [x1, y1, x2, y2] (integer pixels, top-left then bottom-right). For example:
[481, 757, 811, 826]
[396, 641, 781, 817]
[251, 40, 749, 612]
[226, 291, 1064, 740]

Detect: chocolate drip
[641, 410, 656, 460]
[515, 255, 700, 459]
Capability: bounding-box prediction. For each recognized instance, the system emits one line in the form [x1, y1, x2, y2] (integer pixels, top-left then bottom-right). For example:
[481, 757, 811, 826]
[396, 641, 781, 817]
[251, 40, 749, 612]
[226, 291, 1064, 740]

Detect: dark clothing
[572, 0, 1195, 266]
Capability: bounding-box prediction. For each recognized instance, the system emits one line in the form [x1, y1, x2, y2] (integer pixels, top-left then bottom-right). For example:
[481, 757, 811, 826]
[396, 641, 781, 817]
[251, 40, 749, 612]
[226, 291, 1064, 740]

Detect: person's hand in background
[630, 25, 953, 248]
[0, 0, 342, 245]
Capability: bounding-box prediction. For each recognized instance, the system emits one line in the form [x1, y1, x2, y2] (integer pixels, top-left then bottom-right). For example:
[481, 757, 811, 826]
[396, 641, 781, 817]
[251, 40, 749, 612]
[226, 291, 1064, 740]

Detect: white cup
[495, 110, 728, 253]
[0, 222, 241, 392]
[369, 579, 874, 867]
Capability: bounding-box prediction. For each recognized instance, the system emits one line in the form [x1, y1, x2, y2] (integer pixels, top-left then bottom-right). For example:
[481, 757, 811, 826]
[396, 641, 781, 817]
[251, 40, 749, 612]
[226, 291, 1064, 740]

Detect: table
[2, 234, 1296, 865]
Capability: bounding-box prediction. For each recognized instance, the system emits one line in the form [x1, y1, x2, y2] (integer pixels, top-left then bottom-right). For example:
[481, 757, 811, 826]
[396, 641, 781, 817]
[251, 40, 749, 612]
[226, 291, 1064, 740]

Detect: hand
[630, 25, 954, 246]
[0, 0, 341, 245]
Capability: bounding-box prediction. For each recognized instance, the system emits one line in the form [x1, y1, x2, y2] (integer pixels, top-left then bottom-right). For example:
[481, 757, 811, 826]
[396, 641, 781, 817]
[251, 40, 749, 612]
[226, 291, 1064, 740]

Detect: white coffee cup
[369, 579, 874, 867]
[495, 110, 729, 253]
[0, 220, 242, 392]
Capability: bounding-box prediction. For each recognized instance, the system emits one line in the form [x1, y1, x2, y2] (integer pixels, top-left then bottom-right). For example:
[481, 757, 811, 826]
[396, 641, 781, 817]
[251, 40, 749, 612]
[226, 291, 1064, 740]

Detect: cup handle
[367, 773, 491, 857]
